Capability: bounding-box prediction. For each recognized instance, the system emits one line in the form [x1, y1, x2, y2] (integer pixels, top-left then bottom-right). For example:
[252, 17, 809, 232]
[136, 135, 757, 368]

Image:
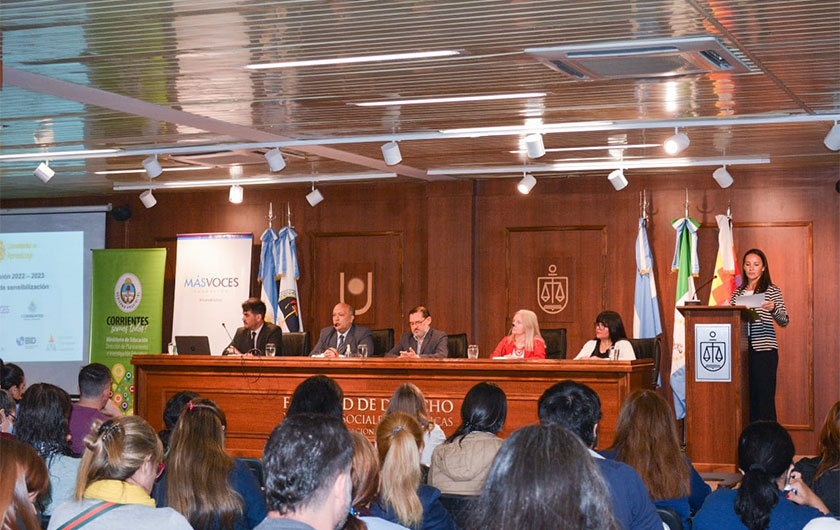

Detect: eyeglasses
[595, 323, 608, 329]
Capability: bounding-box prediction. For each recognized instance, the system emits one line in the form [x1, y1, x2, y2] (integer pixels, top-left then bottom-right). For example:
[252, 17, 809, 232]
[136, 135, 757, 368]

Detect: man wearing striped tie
[310, 303, 374, 358]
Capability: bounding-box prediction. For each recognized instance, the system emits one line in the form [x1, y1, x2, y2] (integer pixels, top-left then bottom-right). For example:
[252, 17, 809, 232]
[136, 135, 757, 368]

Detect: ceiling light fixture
[353, 92, 547, 106]
[94, 166, 212, 175]
[608, 169, 628, 190]
[712, 166, 734, 188]
[142, 155, 163, 178]
[229, 184, 244, 204]
[245, 50, 460, 70]
[524, 134, 546, 158]
[381, 141, 402, 166]
[139, 189, 157, 209]
[663, 128, 690, 155]
[306, 183, 324, 207]
[33, 161, 55, 183]
[517, 173, 537, 194]
[265, 148, 287, 172]
[825, 122, 840, 151]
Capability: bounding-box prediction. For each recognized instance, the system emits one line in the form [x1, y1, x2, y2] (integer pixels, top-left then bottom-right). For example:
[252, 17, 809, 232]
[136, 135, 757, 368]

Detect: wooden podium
[678, 305, 752, 472]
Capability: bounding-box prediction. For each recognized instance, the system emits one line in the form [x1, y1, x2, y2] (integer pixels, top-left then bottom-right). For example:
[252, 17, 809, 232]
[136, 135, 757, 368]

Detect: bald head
[332, 303, 355, 334]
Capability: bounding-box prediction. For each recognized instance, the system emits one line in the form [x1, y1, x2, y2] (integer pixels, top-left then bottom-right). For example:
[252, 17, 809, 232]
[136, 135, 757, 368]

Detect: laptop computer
[174, 336, 212, 355]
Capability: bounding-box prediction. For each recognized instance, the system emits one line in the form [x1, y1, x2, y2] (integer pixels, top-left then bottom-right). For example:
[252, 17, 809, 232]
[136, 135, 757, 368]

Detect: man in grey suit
[386, 305, 448, 358]
[310, 303, 374, 358]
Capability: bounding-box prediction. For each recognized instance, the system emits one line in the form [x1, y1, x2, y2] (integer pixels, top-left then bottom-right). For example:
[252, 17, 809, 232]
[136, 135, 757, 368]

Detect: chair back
[627, 335, 662, 389]
[447, 333, 468, 358]
[656, 506, 683, 530]
[542, 328, 567, 359]
[236, 457, 264, 488]
[370, 328, 394, 357]
[438, 493, 474, 529]
[281, 332, 310, 356]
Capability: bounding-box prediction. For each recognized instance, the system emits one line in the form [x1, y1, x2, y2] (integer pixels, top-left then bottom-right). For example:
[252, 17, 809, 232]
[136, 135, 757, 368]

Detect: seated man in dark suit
[225, 298, 283, 356]
[538, 381, 663, 530]
[310, 303, 374, 358]
[386, 305, 448, 358]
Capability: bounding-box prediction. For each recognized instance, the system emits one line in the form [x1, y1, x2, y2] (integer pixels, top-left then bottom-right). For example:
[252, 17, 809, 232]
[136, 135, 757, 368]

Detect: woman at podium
[730, 248, 789, 423]
[573, 310, 636, 360]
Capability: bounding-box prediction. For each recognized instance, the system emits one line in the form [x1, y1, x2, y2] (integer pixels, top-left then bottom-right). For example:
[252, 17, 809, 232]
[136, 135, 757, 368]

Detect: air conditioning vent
[526, 36, 749, 80]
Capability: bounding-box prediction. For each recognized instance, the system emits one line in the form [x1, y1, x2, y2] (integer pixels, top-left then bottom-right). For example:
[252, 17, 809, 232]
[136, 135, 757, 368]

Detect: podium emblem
[694, 325, 732, 382]
[340, 271, 373, 316]
[699, 341, 726, 372]
[537, 265, 568, 314]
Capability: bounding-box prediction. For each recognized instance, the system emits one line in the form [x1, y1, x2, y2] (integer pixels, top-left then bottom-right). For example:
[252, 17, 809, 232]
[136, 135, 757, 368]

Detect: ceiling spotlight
[712, 166, 734, 188]
[517, 173, 537, 194]
[663, 129, 690, 155]
[265, 148, 286, 172]
[142, 155, 163, 178]
[306, 184, 324, 207]
[825, 122, 840, 151]
[524, 134, 546, 158]
[229, 184, 244, 204]
[139, 189, 157, 209]
[608, 168, 628, 190]
[381, 141, 402, 166]
[33, 161, 55, 183]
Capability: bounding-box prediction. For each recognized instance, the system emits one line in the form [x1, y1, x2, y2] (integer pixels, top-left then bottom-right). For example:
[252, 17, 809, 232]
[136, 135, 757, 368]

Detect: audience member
[574, 310, 636, 360]
[466, 424, 620, 530]
[158, 390, 200, 453]
[604, 390, 710, 528]
[344, 432, 409, 530]
[370, 412, 455, 530]
[0, 362, 25, 400]
[286, 375, 344, 421]
[256, 413, 353, 530]
[489, 309, 545, 359]
[538, 380, 662, 530]
[0, 437, 50, 530]
[385, 384, 445, 467]
[694, 421, 829, 529]
[15, 383, 80, 518]
[156, 398, 266, 529]
[310, 303, 374, 358]
[386, 306, 448, 359]
[69, 363, 122, 456]
[429, 382, 506, 495]
[795, 401, 840, 516]
[0, 388, 16, 438]
[46, 416, 191, 530]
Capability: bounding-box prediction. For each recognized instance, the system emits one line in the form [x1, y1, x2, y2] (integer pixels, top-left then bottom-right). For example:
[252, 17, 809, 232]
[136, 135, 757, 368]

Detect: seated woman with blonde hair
[1, 437, 50, 530]
[385, 384, 446, 468]
[490, 309, 545, 359]
[342, 432, 408, 530]
[370, 413, 455, 530]
[574, 311, 635, 360]
[46, 416, 191, 530]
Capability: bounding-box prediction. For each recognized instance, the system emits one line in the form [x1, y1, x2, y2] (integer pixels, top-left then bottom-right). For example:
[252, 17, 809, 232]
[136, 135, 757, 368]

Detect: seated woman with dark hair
[0, 389, 16, 438]
[795, 400, 840, 516]
[370, 412, 455, 530]
[429, 382, 507, 495]
[574, 310, 636, 360]
[47, 416, 191, 529]
[286, 375, 344, 421]
[1, 437, 50, 530]
[467, 424, 619, 530]
[156, 398, 266, 529]
[602, 390, 710, 528]
[15, 383, 80, 518]
[694, 421, 829, 530]
[157, 390, 200, 454]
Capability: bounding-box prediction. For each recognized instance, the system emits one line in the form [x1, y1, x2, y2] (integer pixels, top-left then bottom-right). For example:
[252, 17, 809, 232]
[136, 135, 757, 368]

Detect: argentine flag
[259, 228, 280, 324]
[670, 216, 700, 419]
[276, 226, 302, 333]
[633, 217, 663, 340]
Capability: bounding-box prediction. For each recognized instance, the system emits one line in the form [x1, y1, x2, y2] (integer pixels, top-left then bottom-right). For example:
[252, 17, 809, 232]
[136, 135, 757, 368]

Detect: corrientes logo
[114, 273, 142, 313]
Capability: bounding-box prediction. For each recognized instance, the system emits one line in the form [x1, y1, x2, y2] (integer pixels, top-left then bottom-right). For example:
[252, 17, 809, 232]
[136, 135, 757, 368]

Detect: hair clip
[748, 463, 766, 473]
[187, 400, 195, 411]
[392, 426, 404, 436]
[349, 507, 357, 517]
[97, 419, 122, 440]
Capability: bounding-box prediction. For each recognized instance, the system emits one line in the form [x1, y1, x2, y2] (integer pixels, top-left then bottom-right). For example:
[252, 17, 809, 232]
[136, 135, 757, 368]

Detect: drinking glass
[265, 344, 276, 357]
[358, 344, 369, 358]
[467, 345, 479, 359]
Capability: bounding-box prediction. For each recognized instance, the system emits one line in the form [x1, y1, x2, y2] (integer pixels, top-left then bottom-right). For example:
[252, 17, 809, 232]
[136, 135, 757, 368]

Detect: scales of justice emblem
[537, 264, 568, 314]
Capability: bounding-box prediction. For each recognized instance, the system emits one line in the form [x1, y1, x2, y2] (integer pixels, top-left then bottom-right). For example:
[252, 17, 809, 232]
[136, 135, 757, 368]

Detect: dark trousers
[748, 346, 778, 423]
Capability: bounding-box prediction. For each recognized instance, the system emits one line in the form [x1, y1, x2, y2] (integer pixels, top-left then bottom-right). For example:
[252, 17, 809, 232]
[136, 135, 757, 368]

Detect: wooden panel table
[133, 356, 654, 458]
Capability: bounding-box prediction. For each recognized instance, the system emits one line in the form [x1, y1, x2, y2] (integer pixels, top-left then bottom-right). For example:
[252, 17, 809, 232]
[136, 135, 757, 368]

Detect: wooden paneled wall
[2, 167, 837, 451]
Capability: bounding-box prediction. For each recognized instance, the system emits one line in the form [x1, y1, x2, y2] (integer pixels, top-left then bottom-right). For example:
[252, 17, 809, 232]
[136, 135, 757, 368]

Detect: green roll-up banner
[89, 249, 166, 415]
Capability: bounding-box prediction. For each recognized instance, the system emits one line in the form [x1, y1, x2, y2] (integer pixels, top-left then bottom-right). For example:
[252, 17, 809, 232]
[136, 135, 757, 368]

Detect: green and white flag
[669, 217, 699, 419]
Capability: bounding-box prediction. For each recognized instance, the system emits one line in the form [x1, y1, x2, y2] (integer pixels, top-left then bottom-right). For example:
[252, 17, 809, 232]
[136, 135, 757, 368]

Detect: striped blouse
[730, 284, 789, 351]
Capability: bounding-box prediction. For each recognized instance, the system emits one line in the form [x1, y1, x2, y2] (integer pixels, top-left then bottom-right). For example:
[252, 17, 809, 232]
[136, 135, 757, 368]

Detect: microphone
[222, 323, 234, 355]
[685, 275, 717, 305]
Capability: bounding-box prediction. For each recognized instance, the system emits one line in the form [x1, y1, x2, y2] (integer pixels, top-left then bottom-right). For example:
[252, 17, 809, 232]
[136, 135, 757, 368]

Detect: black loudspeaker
[111, 204, 132, 222]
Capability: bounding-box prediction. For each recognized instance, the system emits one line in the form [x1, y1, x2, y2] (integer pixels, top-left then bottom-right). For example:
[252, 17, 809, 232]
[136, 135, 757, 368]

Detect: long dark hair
[0, 363, 24, 394]
[595, 311, 628, 343]
[446, 382, 507, 444]
[15, 383, 73, 461]
[815, 401, 840, 482]
[742, 248, 772, 293]
[734, 421, 794, 530]
[467, 424, 619, 530]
